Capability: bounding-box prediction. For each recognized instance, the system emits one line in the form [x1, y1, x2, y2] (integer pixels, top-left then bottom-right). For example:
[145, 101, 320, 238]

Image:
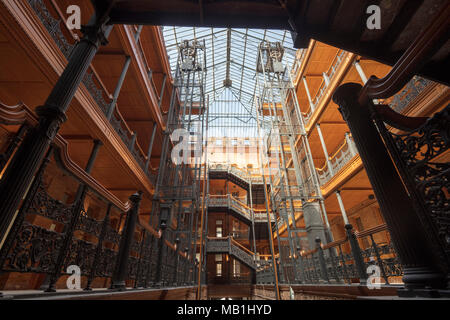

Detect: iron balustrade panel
[96, 248, 119, 278]
[0, 173, 74, 274]
[27, 0, 74, 59]
[388, 76, 433, 114]
[1, 221, 64, 274]
[206, 238, 229, 253]
[127, 256, 139, 280]
[63, 238, 98, 275]
[229, 241, 255, 269]
[76, 209, 103, 238]
[374, 104, 450, 271]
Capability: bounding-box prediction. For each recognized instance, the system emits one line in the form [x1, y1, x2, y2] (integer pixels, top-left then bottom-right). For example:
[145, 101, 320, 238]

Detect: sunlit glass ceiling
[162, 27, 297, 138]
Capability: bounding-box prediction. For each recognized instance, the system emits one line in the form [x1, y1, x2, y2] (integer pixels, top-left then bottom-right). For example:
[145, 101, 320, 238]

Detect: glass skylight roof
[162, 27, 297, 138]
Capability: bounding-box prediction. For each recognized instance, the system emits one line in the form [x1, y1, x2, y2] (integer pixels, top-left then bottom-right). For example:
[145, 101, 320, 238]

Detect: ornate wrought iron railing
[256, 223, 403, 286]
[383, 76, 433, 114]
[206, 236, 256, 270]
[303, 50, 346, 123]
[208, 163, 264, 184]
[207, 195, 274, 223]
[372, 103, 450, 274]
[316, 133, 358, 185]
[0, 146, 125, 288]
[315, 76, 433, 187]
[0, 105, 188, 291]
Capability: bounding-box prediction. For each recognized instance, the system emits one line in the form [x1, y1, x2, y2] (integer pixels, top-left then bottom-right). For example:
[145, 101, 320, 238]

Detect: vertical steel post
[106, 56, 131, 120]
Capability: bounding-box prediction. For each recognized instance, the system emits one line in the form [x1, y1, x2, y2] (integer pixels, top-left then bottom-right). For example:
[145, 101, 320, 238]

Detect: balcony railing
[207, 195, 274, 222]
[303, 50, 346, 123]
[316, 133, 358, 185]
[0, 124, 192, 291]
[27, 0, 156, 182]
[208, 162, 264, 184]
[257, 223, 403, 285]
[290, 49, 307, 84]
[314, 75, 433, 187]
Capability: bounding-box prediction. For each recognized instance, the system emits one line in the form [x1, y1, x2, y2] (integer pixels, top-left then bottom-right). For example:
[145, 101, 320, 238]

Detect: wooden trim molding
[305, 52, 356, 134]
[359, 2, 450, 103]
[321, 154, 364, 198]
[118, 25, 166, 131]
[294, 39, 316, 88]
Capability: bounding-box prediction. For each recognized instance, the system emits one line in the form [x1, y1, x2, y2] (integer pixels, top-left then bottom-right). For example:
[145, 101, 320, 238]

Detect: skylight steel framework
[162, 27, 296, 139]
[255, 42, 328, 284]
[150, 39, 207, 286]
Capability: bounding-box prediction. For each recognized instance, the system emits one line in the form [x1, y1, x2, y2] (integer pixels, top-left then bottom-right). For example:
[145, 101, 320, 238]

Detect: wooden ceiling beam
[380, 0, 425, 49]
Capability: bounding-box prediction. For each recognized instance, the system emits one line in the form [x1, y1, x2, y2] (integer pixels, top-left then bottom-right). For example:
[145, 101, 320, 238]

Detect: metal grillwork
[373, 104, 450, 274]
[0, 146, 124, 284]
[255, 41, 326, 284]
[149, 39, 208, 286]
[256, 223, 404, 285]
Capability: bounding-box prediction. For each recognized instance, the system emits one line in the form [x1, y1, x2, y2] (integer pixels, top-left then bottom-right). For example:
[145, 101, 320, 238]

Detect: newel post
[111, 191, 143, 290]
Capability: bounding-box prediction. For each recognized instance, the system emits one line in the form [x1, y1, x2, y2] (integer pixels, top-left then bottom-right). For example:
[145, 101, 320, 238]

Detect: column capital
[129, 191, 143, 204]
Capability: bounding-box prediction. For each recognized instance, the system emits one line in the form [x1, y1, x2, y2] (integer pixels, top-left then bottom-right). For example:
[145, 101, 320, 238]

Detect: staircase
[206, 237, 257, 270]
[208, 164, 264, 189]
[207, 195, 275, 224]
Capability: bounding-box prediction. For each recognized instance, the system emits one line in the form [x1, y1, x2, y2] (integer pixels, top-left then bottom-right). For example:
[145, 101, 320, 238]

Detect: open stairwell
[208, 164, 264, 188]
[206, 236, 257, 269]
[207, 194, 275, 224]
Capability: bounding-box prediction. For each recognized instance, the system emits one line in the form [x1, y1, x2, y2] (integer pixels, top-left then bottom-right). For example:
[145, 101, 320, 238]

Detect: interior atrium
[0, 0, 448, 301]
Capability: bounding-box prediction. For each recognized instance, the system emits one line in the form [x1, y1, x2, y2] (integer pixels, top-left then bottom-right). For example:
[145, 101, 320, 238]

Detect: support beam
[106, 56, 132, 120]
[302, 76, 315, 111]
[145, 122, 158, 174]
[316, 123, 334, 176]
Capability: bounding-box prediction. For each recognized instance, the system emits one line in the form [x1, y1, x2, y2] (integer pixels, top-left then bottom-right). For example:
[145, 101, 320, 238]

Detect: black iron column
[315, 237, 329, 283]
[344, 224, 367, 285]
[333, 83, 446, 296]
[154, 203, 171, 287]
[111, 191, 143, 290]
[0, 13, 113, 245]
